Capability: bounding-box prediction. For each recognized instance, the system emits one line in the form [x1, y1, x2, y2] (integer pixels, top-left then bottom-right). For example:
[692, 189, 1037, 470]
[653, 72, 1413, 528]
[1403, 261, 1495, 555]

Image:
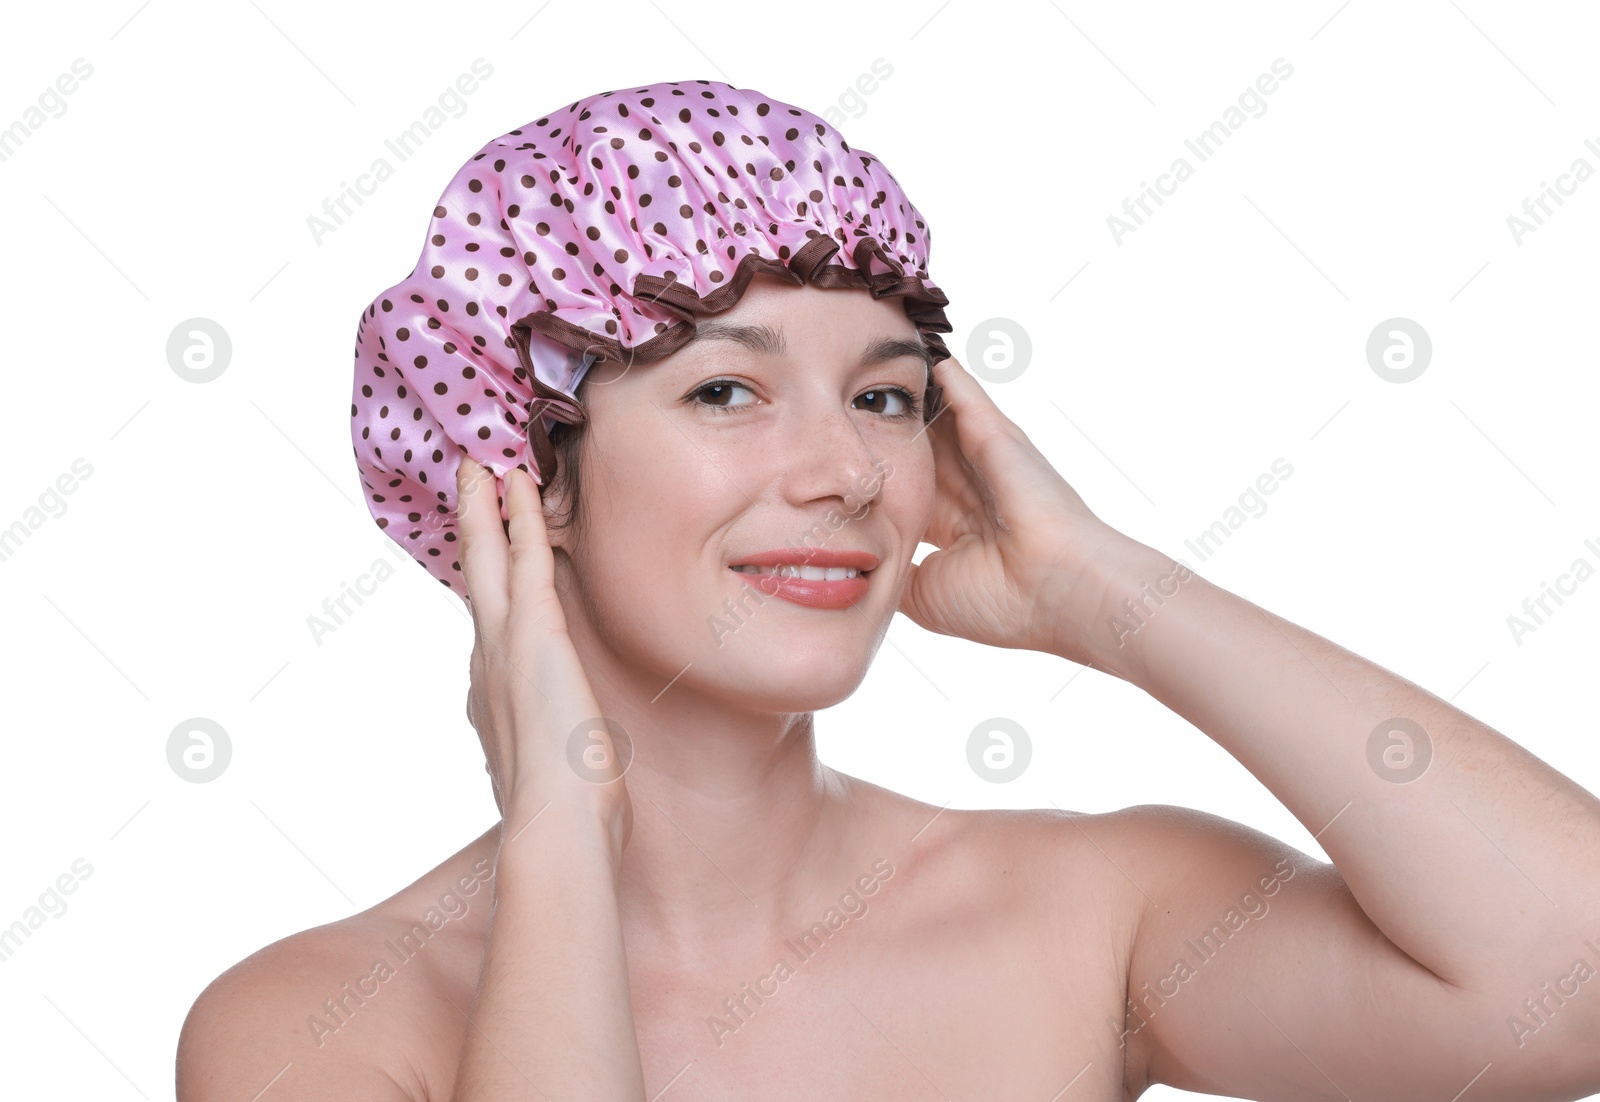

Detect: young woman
[176, 79, 1600, 1102]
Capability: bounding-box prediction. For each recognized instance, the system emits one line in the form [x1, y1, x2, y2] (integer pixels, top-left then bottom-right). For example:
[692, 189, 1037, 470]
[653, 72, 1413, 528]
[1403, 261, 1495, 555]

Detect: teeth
[732, 563, 862, 581]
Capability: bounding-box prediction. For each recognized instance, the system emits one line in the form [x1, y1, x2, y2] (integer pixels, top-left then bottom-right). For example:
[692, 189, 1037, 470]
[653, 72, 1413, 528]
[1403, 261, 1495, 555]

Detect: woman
[176, 79, 1600, 1101]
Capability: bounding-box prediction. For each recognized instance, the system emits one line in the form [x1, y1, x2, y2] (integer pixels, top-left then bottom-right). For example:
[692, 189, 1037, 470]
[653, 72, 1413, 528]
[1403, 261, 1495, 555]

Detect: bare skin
[178, 274, 1600, 1102]
[198, 789, 1147, 1101]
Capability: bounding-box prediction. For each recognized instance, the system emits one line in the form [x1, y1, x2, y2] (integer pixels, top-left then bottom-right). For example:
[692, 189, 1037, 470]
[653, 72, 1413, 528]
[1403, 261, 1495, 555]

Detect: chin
[706, 635, 878, 712]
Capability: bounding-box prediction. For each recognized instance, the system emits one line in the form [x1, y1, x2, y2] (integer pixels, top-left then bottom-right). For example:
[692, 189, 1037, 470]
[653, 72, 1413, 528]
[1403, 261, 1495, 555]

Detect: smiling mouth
[729, 564, 869, 581]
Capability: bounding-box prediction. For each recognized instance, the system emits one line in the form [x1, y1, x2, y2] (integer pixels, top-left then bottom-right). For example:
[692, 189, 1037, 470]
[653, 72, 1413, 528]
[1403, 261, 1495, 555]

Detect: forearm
[1081, 538, 1600, 992]
[450, 796, 644, 1102]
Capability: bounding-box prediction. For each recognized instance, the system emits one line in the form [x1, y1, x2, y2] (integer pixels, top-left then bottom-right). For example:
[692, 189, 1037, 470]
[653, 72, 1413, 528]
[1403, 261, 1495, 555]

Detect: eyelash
[688, 379, 924, 421]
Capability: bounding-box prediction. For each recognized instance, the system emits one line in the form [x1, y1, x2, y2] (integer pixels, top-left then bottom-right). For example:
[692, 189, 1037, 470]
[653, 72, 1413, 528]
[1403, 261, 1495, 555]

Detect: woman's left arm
[1076, 532, 1600, 1000]
[900, 355, 1600, 1097]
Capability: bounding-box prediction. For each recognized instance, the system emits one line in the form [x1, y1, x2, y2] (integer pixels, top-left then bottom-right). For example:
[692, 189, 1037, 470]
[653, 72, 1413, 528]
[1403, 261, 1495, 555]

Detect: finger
[928, 357, 1042, 525]
[502, 463, 560, 617]
[455, 454, 510, 624]
[921, 366, 998, 547]
[930, 356, 1024, 462]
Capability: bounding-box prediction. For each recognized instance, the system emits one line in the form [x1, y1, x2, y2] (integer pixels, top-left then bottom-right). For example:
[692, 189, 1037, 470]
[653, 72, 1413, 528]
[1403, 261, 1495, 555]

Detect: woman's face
[545, 272, 938, 713]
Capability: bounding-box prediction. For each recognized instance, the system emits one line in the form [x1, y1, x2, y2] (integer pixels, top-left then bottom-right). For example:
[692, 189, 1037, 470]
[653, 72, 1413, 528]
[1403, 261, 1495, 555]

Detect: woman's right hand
[455, 454, 633, 855]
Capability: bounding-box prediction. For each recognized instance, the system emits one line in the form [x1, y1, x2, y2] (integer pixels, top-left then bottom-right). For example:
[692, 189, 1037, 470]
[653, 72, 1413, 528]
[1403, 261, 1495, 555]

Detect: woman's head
[351, 77, 952, 610]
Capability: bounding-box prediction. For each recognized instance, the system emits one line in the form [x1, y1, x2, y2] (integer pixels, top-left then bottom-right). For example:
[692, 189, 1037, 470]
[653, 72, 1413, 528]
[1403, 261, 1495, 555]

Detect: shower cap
[350, 77, 953, 597]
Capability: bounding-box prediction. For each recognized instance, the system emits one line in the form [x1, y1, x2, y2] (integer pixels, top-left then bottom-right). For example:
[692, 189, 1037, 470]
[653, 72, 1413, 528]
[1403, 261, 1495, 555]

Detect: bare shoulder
[177, 828, 501, 1102]
[1003, 801, 1326, 943]
[177, 916, 416, 1101]
[841, 774, 1163, 925]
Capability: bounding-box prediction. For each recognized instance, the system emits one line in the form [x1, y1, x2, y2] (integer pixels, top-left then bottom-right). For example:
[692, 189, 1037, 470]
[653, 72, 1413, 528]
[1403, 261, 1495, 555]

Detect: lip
[727, 548, 879, 611]
[730, 569, 872, 610]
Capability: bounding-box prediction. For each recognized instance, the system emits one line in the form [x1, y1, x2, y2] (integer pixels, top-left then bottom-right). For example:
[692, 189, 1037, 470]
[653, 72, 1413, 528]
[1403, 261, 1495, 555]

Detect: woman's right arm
[450, 790, 642, 1101]
[447, 455, 644, 1102]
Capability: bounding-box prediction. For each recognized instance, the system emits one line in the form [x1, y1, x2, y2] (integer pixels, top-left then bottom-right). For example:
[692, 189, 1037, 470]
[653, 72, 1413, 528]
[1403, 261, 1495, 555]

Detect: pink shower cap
[350, 78, 953, 597]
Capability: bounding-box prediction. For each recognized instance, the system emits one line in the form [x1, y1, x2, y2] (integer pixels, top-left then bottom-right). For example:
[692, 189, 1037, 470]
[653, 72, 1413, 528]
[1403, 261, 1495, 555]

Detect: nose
[779, 389, 890, 516]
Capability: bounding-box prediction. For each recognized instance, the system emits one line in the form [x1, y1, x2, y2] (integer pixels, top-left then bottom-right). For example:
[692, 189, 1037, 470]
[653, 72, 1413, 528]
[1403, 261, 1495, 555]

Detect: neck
[591, 665, 866, 964]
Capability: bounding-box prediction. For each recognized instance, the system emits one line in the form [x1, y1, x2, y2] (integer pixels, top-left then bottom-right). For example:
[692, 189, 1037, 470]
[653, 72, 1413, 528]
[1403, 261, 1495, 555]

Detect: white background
[2, 1, 1597, 1099]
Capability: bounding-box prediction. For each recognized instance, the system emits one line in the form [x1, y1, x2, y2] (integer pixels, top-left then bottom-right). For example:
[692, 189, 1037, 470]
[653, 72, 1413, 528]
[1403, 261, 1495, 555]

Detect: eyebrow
[691, 321, 933, 373]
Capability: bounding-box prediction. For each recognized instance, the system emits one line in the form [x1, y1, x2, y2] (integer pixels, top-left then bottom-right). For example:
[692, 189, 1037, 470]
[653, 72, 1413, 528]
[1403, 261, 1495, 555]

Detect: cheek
[575, 418, 730, 603]
[888, 439, 936, 541]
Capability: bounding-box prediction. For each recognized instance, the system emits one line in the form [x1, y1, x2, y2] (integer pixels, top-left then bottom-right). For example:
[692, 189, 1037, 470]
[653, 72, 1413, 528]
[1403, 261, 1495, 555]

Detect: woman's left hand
[897, 356, 1145, 667]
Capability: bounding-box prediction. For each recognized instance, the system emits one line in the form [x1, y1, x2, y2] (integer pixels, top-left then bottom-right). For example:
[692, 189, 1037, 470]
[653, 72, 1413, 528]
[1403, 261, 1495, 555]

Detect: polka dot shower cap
[350, 78, 953, 597]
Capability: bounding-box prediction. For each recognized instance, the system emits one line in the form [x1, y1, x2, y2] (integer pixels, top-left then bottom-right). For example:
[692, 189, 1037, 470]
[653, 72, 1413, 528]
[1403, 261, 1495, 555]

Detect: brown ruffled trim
[509, 233, 951, 484]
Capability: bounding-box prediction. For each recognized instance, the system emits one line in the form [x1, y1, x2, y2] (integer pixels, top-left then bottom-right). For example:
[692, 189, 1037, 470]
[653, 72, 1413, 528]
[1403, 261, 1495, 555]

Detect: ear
[536, 478, 573, 554]
[532, 448, 580, 556]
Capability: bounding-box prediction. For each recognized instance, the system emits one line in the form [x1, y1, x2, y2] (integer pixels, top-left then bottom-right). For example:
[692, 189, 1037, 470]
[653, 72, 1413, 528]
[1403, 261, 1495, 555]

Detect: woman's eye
[691, 380, 759, 412]
[854, 388, 916, 418]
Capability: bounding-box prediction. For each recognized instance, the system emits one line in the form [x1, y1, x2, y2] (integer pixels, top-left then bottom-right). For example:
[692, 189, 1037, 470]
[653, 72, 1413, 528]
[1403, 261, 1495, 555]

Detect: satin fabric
[350, 78, 951, 599]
